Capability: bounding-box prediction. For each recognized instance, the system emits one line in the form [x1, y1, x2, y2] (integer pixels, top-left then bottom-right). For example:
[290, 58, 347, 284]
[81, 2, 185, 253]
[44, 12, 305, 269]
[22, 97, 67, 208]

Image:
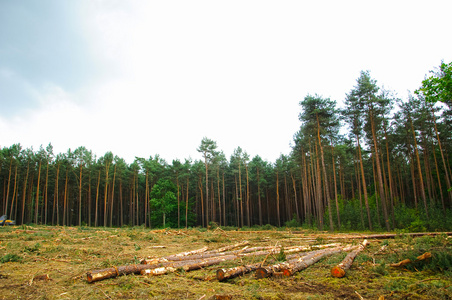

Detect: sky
[1, 1, 452, 164]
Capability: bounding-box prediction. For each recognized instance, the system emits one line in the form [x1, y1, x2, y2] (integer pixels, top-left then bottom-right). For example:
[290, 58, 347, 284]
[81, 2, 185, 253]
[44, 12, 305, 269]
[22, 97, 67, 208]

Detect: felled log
[216, 263, 262, 281]
[255, 246, 351, 278]
[214, 241, 249, 253]
[166, 246, 209, 258]
[254, 248, 326, 279]
[87, 263, 167, 283]
[331, 239, 369, 278]
[141, 255, 238, 276]
[281, 246, 352, 277]
[390, 252, 432, 267]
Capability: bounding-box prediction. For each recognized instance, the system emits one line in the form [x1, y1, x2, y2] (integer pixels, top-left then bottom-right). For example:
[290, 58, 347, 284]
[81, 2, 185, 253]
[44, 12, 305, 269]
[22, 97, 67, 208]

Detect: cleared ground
[0, 226, 451, 299]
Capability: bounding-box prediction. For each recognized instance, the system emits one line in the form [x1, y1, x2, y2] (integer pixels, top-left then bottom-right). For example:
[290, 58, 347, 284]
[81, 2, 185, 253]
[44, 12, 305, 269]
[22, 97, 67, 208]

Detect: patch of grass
[23, 242, 41, 253]
[276, 246, 286, 262]
[372, 262, 388, 276]
[1, 253, 21, 263]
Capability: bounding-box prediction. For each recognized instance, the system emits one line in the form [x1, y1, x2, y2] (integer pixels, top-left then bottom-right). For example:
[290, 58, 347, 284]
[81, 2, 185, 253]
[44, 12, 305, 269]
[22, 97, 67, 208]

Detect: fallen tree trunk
[281, 245, 354, 277]
[255, 246, 352, 279]
[390, 252, 432, 267]
[214, 241, 250, 253]
[87, 263, 168, 283]
[166, 246, 209, 259]
[141, 255, 240, 276]
[255, 248, 338, 279]
[331, 240, 369, 278]
[217, 263, 262, 281]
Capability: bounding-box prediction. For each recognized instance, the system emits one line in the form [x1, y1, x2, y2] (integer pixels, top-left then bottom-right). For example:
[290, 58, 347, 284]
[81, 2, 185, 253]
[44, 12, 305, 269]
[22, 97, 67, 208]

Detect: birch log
[281, 247, 348, 277]
[255, 246, 350, 278]
[216, 263, 262, 281]
[331, 239, 369, 278]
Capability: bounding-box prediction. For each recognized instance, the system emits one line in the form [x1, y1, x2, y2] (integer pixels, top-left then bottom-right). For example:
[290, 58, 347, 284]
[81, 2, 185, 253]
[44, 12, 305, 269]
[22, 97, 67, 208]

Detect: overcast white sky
[1, 1, 452, 164]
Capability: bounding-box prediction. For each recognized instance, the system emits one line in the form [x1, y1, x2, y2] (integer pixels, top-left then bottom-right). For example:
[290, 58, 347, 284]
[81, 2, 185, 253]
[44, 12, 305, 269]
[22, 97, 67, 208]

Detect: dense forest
[2, 62, 452, 231]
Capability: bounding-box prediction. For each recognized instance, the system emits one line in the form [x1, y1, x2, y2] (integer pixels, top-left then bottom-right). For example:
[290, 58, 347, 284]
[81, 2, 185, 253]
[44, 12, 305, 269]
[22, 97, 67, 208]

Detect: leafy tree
[150, 179, 177, 228]
[416, 61, 452, 105]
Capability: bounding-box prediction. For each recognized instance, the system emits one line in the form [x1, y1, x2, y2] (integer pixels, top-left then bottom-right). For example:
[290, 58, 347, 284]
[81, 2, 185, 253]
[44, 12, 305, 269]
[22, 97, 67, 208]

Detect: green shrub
[1, 254, 21, 263]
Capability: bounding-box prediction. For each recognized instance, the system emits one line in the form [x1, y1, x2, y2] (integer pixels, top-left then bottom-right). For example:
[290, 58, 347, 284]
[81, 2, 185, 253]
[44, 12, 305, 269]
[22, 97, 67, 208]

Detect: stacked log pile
[86, 241, 367, 283]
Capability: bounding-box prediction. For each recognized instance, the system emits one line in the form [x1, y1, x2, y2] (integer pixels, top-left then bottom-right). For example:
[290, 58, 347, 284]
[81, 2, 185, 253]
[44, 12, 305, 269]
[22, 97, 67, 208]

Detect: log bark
[214, 240, 249, 253]
[88, 243, 343, 282]
[281, 246, 351, 277]
[216, 263, 262, 281]
[141, 255, 239, 276]
[255, 246, 351, 279]
[390, 252, 432, 267]
[167, 246, 209, 258]
[331, 240, 369, 278]
[87, 263, 167, 283]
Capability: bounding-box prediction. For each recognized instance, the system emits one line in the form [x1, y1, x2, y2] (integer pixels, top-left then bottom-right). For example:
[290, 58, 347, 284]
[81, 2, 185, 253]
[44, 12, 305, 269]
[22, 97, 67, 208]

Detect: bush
[1, 254, 21, 263]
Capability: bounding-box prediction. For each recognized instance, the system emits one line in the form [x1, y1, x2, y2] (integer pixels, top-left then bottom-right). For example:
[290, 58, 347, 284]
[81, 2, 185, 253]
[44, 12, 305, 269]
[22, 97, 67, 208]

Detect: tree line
[1, 62, 452, 231]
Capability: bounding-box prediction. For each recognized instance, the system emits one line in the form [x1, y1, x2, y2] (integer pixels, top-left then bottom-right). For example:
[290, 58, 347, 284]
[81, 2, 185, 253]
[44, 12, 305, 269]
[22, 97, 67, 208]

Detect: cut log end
[282, 269, 293, 277]
[216, 269, 226, 281]
[331, 266, 346, 278]
[255, 268, 271, 279]
[87, 270, 116, 283]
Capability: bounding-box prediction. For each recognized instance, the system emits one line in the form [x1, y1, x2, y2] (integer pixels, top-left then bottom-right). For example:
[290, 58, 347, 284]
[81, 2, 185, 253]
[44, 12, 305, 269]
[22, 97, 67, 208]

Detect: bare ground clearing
[0, 226, 451, 299]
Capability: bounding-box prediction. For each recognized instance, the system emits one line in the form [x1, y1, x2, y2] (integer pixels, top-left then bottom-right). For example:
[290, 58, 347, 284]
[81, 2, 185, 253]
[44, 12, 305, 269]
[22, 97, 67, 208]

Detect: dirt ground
[0, 226, 451, 300]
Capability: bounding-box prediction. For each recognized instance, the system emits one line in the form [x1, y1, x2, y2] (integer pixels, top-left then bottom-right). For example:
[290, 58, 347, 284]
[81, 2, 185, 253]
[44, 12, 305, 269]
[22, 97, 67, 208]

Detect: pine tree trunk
[110, 165, 116, 227]
[44, 162, 49, 225]
[430, 106, 452, 203]
[238, 162, 243, 227]
[34, 161, 42, 224]
[410, 117, 428, 218]
[78, 165, 83, 226]
[104, 163, 110, 227]
[432, 141, 445, 210]
[9, 165, 18, 220]
[357, 136, 372, 230]
[317, 114, 334, 231]
[63, 169, 68, 226]
[3, 158, 12, 216]
[314, 141, 323, 230]
[21, 162, 30, 225]
[291, 173, 299, 222]
[369, 111, 390, 231]
[257, 167, 262, 226]
[186, 176, 189, 228]
[95, 170, 100, 227]
[276, 171, 281, 227]
[331, 146, 340, 228]
[204, 156, 209, 227]
[245, 163, 250, 227]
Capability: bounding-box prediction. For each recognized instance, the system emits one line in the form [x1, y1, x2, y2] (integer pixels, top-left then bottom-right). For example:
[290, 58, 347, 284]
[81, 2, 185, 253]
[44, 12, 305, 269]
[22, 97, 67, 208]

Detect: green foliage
[0, 254, 21, 263]
[416, 61, 452, 104]
[23, 243, 41, 253]
[327, 197, 452, 232]
[276, 246, 286, 262]
[150, 179, 178, 228]
[372, 262, 388, 276]
[284, 214, 301, 228]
